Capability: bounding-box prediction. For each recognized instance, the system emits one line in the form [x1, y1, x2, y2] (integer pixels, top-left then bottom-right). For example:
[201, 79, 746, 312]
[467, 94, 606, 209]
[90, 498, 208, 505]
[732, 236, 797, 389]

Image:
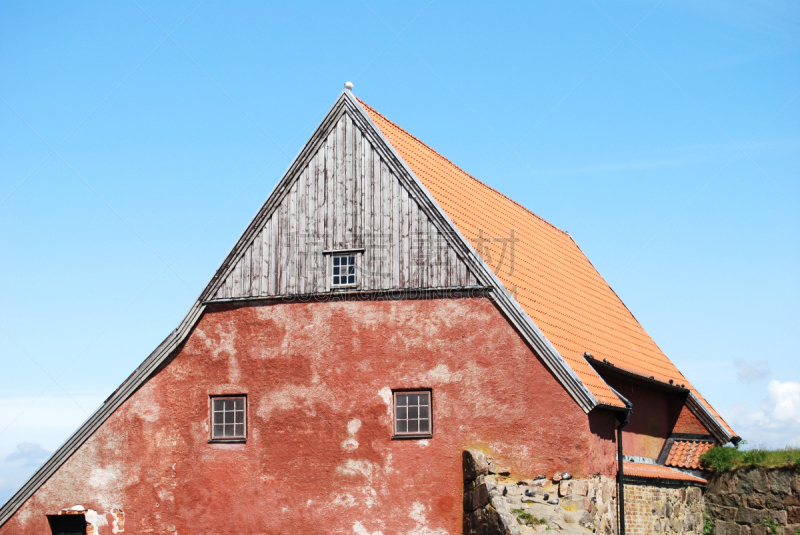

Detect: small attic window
[210, 396, 246, 441]
[331, 254, 357, 288]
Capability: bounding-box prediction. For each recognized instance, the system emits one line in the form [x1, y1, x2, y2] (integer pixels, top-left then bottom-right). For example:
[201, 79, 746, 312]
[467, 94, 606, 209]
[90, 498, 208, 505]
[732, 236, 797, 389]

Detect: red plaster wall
[603, 377, 676, 460]
[588, 409, 619, 475]
[1, 297, 609, 535]
[673, 403, 711, 435]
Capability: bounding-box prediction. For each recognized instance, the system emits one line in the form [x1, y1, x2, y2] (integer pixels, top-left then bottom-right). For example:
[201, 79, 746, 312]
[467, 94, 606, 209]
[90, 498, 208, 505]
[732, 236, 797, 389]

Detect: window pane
[420, 420, 429, 432]
[333, 257, 340, 266]
[213, 424, 224, 437]
[407, 394, 418, 406]
[408, 420, 419, 433]
[419, 393, 429, 406]
[333, 276, 340, 285]
[409, 406, 418, 419]
[234, 398, 244, 411]
[213, 410, 224, 425]
[225, 399, 235, 411]
[224, 424, 234, 436]
[235, 411, 244, 423]
[333, 266, 340, 275]
[396, 395, 407, 406]
[396, 420, 407, 433]
[214, 399, 224, 412]
[234, 424, 244, 437]
[396, 406, 407, 420]
[347, 275, 354, 284]
[420, 406, 428, 418]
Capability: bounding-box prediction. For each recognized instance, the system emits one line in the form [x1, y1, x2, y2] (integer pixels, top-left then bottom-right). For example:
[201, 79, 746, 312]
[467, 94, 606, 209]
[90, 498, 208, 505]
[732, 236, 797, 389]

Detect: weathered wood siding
[212, 112, 479, 300]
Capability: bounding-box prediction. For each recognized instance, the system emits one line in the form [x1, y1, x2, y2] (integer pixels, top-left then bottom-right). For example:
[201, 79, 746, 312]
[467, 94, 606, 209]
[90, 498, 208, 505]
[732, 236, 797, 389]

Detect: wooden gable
[207, 102, 479, 301]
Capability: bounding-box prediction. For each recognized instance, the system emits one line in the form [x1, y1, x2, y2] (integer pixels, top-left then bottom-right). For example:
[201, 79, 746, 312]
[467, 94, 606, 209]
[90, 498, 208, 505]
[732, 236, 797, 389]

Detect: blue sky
[1, 1, 798, 502]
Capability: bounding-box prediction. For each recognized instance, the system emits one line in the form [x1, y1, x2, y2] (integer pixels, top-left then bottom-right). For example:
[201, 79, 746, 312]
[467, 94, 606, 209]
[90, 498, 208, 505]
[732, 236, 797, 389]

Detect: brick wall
[624, 482, 704, 535]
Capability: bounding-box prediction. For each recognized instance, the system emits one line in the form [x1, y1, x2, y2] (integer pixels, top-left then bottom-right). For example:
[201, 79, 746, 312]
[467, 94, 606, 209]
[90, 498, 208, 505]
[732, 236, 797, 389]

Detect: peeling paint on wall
[0, 298, 607, 534]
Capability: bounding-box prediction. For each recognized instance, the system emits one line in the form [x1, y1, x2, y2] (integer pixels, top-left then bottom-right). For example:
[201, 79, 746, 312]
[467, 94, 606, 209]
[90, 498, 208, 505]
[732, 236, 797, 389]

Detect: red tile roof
[665, 440, 715, 470]
[624, 462, 707, 484]
[359, 98, 734, 433]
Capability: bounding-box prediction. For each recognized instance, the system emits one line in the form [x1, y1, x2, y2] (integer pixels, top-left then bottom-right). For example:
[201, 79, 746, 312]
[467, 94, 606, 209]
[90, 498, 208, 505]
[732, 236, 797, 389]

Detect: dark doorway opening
[47, 514, 87, 535]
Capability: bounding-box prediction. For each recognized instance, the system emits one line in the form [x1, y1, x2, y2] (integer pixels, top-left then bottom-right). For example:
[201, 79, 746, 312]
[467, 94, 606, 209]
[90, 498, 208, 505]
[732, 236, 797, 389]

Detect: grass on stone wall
[510, 509, 548, 527]
[700, 444, 800, 472]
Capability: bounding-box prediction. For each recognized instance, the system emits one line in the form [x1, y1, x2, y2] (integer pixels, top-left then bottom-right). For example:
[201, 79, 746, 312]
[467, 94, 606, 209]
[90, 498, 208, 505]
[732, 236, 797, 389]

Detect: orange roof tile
[624, 462, 707, 484]
[665, 440, 715, 470]
[359, 98, 734, 433]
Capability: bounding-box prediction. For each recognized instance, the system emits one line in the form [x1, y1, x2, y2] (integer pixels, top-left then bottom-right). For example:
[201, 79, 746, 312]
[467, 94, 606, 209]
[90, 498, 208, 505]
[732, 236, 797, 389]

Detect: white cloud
[0, 394, 105, 505]
[734, 359, 770, 382]
[5, 442, 51, 467]
[725, 380, 800, 448]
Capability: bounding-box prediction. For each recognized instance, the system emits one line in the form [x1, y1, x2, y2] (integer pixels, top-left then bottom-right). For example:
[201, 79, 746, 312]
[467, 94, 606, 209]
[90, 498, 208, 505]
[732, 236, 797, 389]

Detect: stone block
[720, 493, 745, 508]
[464, 450, 489, 482]
[710, 473, 738, 494]
[495, 511, 521, 535]
[770, 469, 794, 495]
[464, 482, 490, 513]
[716, 520, 744, 535]
[490, 496, 509, 514]
[558, 480, 571, 497]
[562, 496, 590, 511]
[571, 480, 588, 496]
[783, 525, 800, 535]
[736, 507, 769, 524]
[652, 499, 666, 517]
[769, 509, 787, 524]
[707, 503, 735, 519]
[738, 468, 771, 494]
[688, 511, 703, 531]
[767, 494, 786, 509]
[748, 495, 767, 509]
[486, 459, 511, 477]
[750, 525, 770, 535]
[788, 507, 800, 524]
[784, 495, 800, 507]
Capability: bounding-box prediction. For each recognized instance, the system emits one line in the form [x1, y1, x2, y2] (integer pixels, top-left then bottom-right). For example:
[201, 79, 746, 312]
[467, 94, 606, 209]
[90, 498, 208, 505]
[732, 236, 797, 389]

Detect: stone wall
[705, 468, 800, 535]
[624, 483, 704, 534]
[462, 449, 617, 534]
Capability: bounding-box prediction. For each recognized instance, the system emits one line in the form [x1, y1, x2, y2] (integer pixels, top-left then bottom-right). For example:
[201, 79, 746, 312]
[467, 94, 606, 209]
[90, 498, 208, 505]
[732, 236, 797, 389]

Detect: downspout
[615, 397, 632, 535]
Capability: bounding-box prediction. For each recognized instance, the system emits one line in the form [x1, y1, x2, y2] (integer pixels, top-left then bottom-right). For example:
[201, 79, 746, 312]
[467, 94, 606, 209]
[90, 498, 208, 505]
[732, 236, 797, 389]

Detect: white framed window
[393, 390, 432, 438]
[331, 254, 358, 288]
[210, 395, 246, 441]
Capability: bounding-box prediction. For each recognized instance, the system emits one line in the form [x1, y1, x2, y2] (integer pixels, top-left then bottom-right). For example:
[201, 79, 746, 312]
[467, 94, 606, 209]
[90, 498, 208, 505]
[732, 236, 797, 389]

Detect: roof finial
[344, 81, 354, 91]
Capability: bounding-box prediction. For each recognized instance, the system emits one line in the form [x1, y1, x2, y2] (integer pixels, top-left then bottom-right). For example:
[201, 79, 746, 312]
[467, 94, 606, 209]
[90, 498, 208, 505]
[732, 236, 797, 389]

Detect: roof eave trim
[622, 474, 707, 487]
[685, 392, 734, 444]
[345, 91, 600, 414]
